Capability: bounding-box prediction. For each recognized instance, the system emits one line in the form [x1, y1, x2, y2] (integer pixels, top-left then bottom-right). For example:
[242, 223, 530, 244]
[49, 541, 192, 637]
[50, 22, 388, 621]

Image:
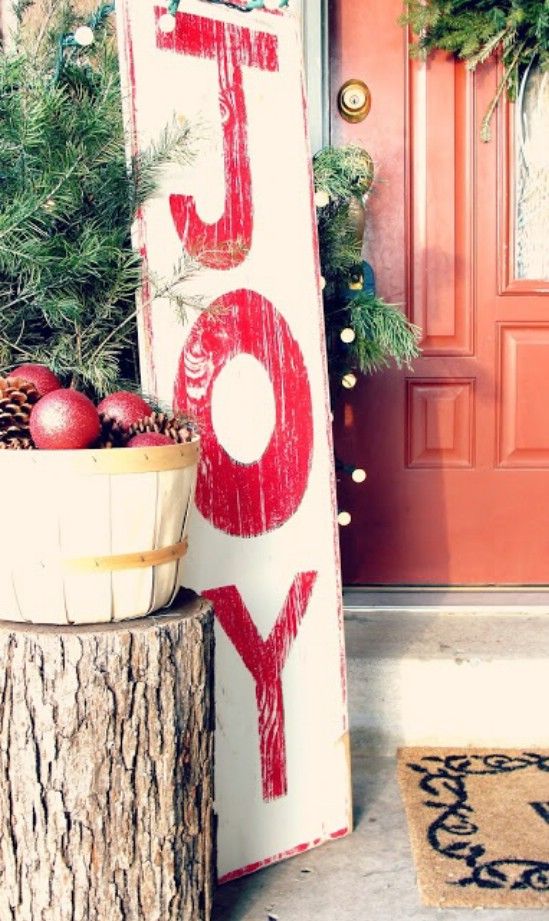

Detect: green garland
[314, 146, 421, 380]
[401, 0, 549, 141]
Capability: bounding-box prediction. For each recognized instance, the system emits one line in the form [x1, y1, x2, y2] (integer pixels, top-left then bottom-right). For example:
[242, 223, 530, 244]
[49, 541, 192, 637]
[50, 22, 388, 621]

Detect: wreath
[401, 1, 549, 140]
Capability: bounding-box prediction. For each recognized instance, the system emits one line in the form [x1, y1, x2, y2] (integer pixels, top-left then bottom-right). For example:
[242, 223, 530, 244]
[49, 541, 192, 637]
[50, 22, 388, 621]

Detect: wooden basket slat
[10, 473, 66, 623]
[110, 471, 158, 622]
[149, 468, 188, 614]
[14, 563, 67, 625]
[164, 465, 199, 612]
[0, 577, 25, 623]
[59, 474, 113, 625]
[181, 463, 198, 541]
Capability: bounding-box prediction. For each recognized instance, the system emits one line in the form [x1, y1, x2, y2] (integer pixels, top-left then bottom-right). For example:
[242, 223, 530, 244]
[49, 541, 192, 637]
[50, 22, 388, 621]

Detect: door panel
[409, 57, 475, 356]
[331, 0, 549, 584]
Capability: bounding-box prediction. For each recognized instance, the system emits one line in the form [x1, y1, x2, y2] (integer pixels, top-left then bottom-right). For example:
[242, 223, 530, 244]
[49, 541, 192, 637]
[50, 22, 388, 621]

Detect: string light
[158, 12, 177, 32]
[340, 327, 356, 344]
[54, 2, 115, 82]
[336, 458, 367, 484]
[320, 276, 327, 291]
[74, 25, 95, 46]
[314, 190, 330, 208]
[338, 511, 352, 527]
[341, 372, 357, 390]
[158, 0, 181, 30]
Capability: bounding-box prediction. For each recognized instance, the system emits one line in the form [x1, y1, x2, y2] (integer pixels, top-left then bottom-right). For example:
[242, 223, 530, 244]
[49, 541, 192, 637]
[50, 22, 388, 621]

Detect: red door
[331, 0, 549, 585]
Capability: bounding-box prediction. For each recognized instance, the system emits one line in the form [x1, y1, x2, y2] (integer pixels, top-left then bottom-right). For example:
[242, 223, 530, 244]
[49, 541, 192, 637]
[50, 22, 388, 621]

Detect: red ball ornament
[30, 389, 100, 450]
[97, 391, 153, 428]
[10, 363, 61, 397]
[127, 433, 173, 448]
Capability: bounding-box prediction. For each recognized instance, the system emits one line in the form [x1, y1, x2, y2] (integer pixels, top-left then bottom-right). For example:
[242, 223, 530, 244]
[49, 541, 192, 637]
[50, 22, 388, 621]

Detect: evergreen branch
[313, 145, 374, 204]
[88, 308, 137, 365]
[0, 1, 196, 398]
[0, 156, 82, 247]
[401, 0, 549, 139]
[132, 117, 196, 212]
[0, 331, 30, 358]
[481, 40, 527, 141]
[348, 294, 421, 374]
[314, 145, 422, 383]
[466, 28, 508, 70]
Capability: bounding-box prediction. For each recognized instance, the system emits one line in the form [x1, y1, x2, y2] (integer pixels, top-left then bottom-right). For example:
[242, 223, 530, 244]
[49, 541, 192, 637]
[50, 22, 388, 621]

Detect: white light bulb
[352, 467, 367, 484]
[314, 189, 330, 208]
[338, 511, 352, 527]
[74, 25, 94, 46]
[320, 276, 327, 291]
[341, 372, 357, 390]
[158, 12, 176, 32]
[340, 327, 356, 344]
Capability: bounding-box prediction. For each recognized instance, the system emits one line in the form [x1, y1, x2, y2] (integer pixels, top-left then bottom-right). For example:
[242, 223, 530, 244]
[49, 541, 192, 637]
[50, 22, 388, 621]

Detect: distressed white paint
[211, 354, 276, 463]
[116, 0, 350, 882]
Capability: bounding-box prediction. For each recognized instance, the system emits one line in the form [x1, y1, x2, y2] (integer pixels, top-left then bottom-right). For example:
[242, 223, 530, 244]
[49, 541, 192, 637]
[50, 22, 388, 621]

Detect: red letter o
[174, 289, 313, 537]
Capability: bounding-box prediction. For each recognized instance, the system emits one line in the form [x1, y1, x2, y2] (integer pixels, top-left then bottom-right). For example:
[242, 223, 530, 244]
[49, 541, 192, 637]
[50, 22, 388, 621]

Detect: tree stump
[0, 591, 215, 921]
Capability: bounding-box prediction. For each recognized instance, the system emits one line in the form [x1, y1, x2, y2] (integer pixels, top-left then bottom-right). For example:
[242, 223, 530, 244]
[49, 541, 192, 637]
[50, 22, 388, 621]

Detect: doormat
[397, 748, 549, 909]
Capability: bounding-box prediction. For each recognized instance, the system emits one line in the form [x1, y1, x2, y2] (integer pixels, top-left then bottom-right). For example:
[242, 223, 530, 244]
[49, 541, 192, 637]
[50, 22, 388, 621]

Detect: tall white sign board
[116, 0, 351, 881]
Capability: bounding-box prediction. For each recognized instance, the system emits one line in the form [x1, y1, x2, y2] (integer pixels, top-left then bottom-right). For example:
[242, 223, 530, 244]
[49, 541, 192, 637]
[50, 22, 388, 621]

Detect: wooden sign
[116, 0, 351, 881]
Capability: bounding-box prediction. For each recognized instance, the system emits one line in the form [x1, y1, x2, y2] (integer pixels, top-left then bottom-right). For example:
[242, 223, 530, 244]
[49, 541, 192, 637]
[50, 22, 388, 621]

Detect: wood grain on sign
[116, 0, 351, 880]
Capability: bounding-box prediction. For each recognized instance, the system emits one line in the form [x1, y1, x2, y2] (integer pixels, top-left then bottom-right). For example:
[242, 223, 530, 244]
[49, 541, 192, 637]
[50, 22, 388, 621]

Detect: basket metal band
[59, 538, 189, 573]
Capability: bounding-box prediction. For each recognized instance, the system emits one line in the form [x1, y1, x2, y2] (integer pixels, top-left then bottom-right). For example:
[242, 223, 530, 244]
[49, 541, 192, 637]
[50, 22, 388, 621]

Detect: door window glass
[515, 64, 549, 280]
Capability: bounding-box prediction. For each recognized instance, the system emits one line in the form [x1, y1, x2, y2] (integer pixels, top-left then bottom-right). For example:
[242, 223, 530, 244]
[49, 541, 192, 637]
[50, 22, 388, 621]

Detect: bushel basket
[0, 440, 199, 625]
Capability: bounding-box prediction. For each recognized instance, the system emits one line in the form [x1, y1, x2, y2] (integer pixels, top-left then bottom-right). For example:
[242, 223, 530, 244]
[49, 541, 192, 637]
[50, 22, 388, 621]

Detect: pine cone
[97, 413, 132, 449]
[0, 377, 40, 448]
[0, 436, 34, 450]
[128, 411, 197, 444]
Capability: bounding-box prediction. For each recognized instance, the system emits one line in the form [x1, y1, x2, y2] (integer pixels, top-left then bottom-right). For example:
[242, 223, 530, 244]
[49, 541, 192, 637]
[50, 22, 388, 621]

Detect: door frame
[297, 0, 329, 153]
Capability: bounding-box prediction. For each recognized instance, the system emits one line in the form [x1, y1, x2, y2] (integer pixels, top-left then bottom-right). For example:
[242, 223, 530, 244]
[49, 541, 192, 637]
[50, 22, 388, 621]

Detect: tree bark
[0, 591, 215, 921]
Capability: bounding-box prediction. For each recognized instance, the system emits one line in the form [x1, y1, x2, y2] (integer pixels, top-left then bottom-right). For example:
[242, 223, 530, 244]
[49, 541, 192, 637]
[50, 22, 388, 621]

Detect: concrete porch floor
[213, 741, 544, 921]
[214, 603, 549, 919]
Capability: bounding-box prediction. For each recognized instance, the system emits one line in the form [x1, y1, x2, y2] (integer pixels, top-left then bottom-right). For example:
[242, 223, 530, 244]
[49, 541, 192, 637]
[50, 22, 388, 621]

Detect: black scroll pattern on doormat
[407, 752, 549, 891]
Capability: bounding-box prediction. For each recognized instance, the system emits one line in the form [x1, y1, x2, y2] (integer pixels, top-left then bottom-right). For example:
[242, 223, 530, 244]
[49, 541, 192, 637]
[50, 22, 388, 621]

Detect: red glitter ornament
[30, 389, 100, 449]
[127, 432, 173, 448]
[97, 391, 152, 428]
[9, 363, 61, 397]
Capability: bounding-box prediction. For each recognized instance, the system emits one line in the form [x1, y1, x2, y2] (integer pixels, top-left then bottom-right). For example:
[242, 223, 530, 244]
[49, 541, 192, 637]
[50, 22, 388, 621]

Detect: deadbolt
[337, 79, 371, 123]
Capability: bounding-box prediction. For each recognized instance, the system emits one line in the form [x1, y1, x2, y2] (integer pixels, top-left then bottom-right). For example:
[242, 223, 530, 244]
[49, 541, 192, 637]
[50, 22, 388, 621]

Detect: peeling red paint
[219, 827, 351, 884]
[205, 572, 317, 800]
[174, 289, 314, 537]
[156, 8, 279, 269]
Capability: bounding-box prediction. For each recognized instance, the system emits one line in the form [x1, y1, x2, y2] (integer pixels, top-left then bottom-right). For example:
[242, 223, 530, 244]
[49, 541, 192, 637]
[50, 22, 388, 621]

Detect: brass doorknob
[337, 79, 371, 123]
